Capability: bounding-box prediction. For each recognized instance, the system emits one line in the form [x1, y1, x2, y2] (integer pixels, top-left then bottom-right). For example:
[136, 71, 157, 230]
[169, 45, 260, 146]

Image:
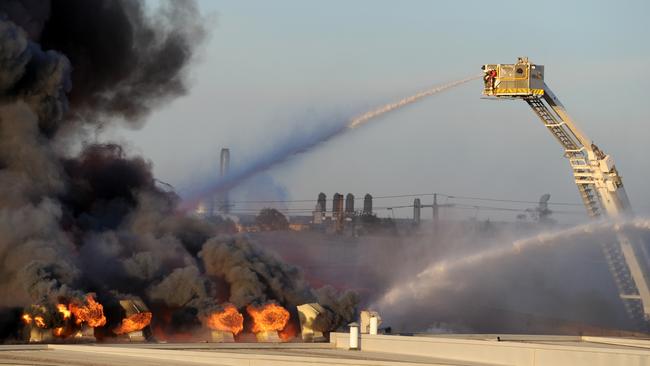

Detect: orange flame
[57, 304, 71, 320]
[279, 320, 297, 341]
[22, 314, 32, 325]
[69, 295, 106, 327]
[205, 304, 244, 335]
[53, 327, 65, 337]
[34, 316, 46, 328]
[246, 303, 290, 333]
[114, 312, 152, 335]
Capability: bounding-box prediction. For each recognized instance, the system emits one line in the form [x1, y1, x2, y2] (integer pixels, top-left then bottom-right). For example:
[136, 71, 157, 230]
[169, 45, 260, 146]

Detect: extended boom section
[482, 57, 650, 329]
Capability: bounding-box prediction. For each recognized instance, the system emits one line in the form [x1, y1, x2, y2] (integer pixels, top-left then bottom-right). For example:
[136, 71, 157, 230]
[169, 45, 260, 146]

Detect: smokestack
[219, 148, 230, 214]
[363, 194, 373, 215]
[413, 198, 421, 225]
[333, 193, 344, 218]
[220, 148, 230, 177]
[345, 193, 355, 215]
[317, 193, 327, 213]
[313, 193, 327, 225]
[332, 193, 344, 233]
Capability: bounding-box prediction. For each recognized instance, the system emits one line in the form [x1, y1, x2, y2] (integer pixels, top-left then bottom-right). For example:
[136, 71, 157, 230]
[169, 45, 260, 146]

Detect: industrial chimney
[333, 193, 344, 233]
[333, 193, 344, 218]
[413, 198, 421, 225]
[220, 148, 230, 177]
[363, 194, 373, 215]
[345, 193, 355, 215]
[219, 148, 230, 214]
[313, 193, 327, 225]
[317, 193, 327, 213]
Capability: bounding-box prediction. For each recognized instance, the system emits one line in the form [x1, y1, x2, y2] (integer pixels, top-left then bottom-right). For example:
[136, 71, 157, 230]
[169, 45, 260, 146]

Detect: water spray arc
[376, 218, 650, 309]
[183, 75, 480, 210]
[347, 76, 480, 129]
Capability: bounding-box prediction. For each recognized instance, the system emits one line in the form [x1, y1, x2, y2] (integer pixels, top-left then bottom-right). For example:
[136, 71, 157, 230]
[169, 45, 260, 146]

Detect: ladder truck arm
[482, 57, 650, 328]
[540, 85, 632, 217]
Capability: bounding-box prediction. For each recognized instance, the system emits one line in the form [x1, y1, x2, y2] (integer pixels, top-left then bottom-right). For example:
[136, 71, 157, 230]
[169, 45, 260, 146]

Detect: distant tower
[413, 198, 421, 225]
[345, 193, 355, 215]
[219, 148, 230, 214]
[220, 148, 230, 177]
[363, 194, 373, 215]
[333, 193, 344, 233]
[317, 193, 327, 213]
[333, 193, 344, 217]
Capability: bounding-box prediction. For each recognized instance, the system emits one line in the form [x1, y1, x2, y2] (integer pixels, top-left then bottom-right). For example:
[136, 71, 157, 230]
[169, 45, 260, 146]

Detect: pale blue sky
[108, 0, 650, 220]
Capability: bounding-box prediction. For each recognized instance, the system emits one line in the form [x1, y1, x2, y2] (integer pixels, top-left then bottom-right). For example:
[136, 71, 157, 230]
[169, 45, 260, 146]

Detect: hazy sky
[106, 0, 650, 221]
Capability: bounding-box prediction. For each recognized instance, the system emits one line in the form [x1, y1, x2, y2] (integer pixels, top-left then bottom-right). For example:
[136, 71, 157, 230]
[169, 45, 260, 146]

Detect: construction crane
[482, 57, 650, 329]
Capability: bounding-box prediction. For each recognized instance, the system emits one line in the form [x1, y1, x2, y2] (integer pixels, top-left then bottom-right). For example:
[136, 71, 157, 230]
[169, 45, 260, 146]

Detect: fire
[114, 312, 152, 335]
[22, 314, 32, 325]
[205, 304, 243, 335]
[34, 316, 46, 328]
[53, 327, 65, 337]
[279, 320, 297, 341]
[246, 303, 290, 333]
[57, 304, 71, 320]
[69, 295, 106, 327]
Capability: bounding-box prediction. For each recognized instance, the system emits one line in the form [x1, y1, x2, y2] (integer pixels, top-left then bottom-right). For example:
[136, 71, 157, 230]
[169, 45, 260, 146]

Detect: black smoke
[2, 0, 204, 135]
[0, 0, 357, 342]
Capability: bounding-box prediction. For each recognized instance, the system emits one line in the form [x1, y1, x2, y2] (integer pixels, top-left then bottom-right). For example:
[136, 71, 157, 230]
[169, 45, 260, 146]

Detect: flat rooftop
[2, 333, 650, 366]
[1, 343, 464, 366]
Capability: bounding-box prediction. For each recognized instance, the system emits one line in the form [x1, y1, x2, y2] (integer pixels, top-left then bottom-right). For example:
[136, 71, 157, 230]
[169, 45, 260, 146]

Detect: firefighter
[483, 69, 497, 91]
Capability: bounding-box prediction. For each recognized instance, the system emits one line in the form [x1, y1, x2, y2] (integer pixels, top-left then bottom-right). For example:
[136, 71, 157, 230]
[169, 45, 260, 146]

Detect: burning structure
[204, 303, 242, 342]
[20, 294, 106, 342]
[0, 0, 357, 344]
[247, 303, 290, 342]
[114, 299, 152, 341]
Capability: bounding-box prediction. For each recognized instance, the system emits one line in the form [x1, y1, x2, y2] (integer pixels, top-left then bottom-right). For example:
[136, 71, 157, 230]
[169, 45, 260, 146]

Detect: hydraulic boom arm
[482, 57, 650, 329]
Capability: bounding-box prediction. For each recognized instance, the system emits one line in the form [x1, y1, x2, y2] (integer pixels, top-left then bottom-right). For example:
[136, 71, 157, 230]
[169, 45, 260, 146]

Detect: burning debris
[21, 305, 51, 343]
[19, 295, 107, 342]
[56, 304, 71, 321]
[0, 0, 358, 344]
[114, 299, 152, 341]
[69, 295, 106, 329]
[204, 303, 243, 342]
[247, 303, 290, 342]
[114, 313, 152, 335]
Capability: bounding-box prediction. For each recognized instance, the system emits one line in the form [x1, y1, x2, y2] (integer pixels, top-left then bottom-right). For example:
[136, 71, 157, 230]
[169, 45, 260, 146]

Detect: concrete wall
[330, 333, 650, 366]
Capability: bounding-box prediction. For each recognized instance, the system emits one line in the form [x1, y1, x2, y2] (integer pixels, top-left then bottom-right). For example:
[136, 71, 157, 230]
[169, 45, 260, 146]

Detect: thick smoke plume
[2, 0, 204, 134]
[0, 0, 357, 341]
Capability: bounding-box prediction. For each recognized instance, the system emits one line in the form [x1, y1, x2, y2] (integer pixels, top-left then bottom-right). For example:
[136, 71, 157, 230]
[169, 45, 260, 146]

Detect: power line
[224, 192, 585, 207]
[222, 193, 434, 204]
[226, 203, 585, 216]
[439, 194, 584, 207]
[448, 204, 583, 215]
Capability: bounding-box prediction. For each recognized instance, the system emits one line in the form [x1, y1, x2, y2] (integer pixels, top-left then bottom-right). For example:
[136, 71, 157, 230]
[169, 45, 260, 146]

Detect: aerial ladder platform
[482, 57, 650, 329]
